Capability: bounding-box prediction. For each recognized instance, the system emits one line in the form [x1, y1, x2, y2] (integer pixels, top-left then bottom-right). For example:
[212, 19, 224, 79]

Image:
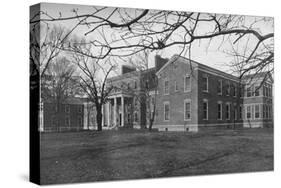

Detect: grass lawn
[40, 128, 273, 185]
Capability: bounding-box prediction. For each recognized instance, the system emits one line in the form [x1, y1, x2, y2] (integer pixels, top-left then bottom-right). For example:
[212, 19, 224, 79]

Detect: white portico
[102, 93, 133, 128]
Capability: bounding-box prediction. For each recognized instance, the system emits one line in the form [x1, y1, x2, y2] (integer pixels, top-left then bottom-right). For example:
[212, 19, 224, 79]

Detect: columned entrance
[102, 94, 133, 128]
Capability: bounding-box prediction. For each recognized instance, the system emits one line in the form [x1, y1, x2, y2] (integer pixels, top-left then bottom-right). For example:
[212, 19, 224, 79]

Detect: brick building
[40, 97, 97, 132]
[101, 54, 273, 132]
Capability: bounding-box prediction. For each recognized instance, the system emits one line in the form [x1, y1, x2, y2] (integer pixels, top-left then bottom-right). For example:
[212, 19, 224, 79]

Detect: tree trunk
[96, 105, 103, 131]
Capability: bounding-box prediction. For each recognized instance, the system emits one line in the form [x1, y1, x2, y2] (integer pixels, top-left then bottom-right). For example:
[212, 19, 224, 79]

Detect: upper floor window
[217, 79, 222, 95]
[175, 81, 178, 92]
[134, 81, 137, 89]
[226, 82, 231, 96]
[203, 99, 208, 120]
[164, 79, 169, 95]
[202, 75, 208, 92]
[239, 85, 244, 98]
[254, 85, 260, 96]
[184, 75, 191, 92]
[246, 87, 252, 97]
[184, 99, 191, 120]
[164, 102, 170, 121]
[233, 85, 237, 97]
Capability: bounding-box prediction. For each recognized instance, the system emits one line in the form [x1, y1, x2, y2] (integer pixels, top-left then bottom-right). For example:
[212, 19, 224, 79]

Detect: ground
[40, 128, 273, 185]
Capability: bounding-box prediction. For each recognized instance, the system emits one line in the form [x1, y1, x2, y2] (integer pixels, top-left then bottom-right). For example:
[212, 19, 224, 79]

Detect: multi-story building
[39, 54, 273, 132]
[101, 54, 273, 132]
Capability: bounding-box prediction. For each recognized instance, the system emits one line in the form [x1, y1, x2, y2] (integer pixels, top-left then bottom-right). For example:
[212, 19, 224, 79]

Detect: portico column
[114, 97, 117, 126]
[121, 96, 125, 127]
[107, 101, 110, 127]
[102, 104, 104, 127]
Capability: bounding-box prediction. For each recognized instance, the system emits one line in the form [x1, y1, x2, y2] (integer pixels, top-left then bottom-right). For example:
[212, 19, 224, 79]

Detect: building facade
[101, 55, 273, 132]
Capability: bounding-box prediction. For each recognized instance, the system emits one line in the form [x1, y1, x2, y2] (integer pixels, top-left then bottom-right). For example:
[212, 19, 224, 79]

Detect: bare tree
[129, 50, 158, 130]
[70, 39, 116, 131]
[31, 8, 273, 80]
[42, 56, 80, 113]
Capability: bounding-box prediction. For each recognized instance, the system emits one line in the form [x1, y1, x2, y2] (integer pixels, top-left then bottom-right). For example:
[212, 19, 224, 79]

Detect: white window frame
[254, 104, 261, 119]
[202, 75, 208, 92]
[233, 85, 237, 97]
[245, 105, 252, 120]
[184, 74, 191, 92]
[218, 79, 222, 95]
[164, 78, 169, 95]
[217, 101, 222, 120]
[184, 99, 191, 121]
[175, 80, 178, 92]
[226, 81, 231, 96]
[203, 99, 208, 120]
[226, 103, 231, 120]
[163, 101, 170, 121]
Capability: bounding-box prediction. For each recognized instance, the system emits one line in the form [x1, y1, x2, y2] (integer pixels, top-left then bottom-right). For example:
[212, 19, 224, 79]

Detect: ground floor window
[239, 105, 243, 119]
[246, 105, 251, 119]
[255, 104, 260, 119]
[203, 100, 208, 120]
[65, 116, 70, 127]
[226, 103, 231, 120]
[134, 111, 138, 122]
[164, 102, 170, 121]
[78, 116, 83, 126]
[184, 99, 191, 120]
[217, 102, 222, 120]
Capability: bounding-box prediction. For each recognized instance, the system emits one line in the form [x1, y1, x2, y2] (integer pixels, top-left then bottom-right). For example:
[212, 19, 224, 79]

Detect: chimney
[155, 55, 169, 71]
[121, 65, 136, 74]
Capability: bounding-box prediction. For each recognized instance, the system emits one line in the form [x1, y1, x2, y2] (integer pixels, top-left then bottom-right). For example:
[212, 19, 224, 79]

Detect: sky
[33, 2, 274, 77]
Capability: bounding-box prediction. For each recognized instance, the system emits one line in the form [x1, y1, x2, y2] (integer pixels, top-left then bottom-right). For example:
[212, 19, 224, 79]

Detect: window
[164, 79, 169, 95]
[254, 86, 260, 96]
[217, 102, 222, 120]
[134, 81, 137, 89]
[78, 116, 83, 126]
[239, 85, 244, 98]
[233, 85, 237, 97]
[65, 116, 70, 127]
[265, 105, 269, 119]
[226, 82, 231, 96]
[226, 103, 231, 120]
[127, 82, 131, 89]
[217, 79, 222, 95]
[65, 105, 70, 113]
[246, 105, 251, 119]
[78, 105, 83, 113]
[134, 112, 138, 122]
[239, 105, 243, 119]
[164, 102, 170, 121]
[145, 80, 149, 89]
[269, 105, 272, 118]
[175, 81, 178, 91]
[202, 75, 208, 92]
[247, 87, 252, 97]
[184, 99, 191, 120]
[255, 104, 260, 119]
[269, 86, 272, 97]
[184, 75, 191, 92]
[203, 100, 208, 120]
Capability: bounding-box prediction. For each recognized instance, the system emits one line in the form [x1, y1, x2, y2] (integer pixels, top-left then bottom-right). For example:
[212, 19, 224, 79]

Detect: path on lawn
[40, 129, 273, 185]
